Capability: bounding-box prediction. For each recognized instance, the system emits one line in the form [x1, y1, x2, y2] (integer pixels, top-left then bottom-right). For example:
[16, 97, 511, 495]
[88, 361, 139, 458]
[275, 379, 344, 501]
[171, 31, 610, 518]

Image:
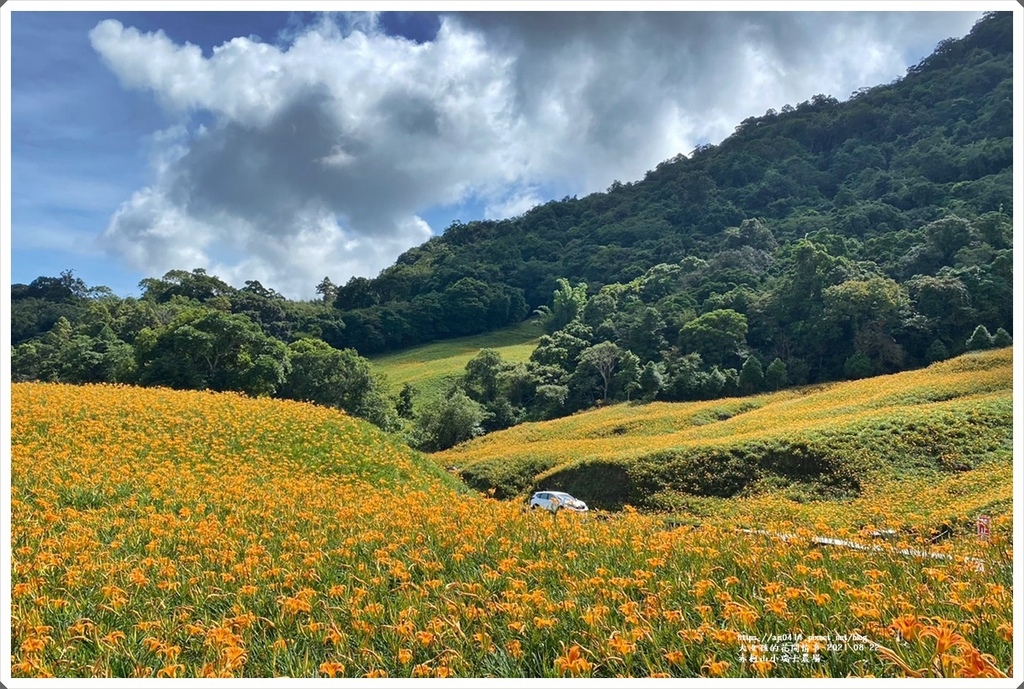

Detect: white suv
[530, 491, 588, 513]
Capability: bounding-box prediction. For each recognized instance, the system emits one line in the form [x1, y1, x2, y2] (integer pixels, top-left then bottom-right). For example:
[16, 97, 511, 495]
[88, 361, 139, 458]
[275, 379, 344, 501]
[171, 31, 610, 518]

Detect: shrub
[413, 390, 487, 451]
[926, 339, 950, 362]
[965, 324, 994, 351]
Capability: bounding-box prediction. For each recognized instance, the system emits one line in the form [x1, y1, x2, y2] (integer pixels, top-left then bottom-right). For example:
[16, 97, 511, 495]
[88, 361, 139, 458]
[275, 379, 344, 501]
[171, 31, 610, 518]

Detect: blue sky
[6, 8, 985, 299]
[10, 11, 460, 298]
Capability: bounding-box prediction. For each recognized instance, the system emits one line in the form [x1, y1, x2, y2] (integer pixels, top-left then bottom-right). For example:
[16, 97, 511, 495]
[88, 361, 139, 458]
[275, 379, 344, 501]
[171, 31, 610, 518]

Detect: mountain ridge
[327, 11, 1012, 359]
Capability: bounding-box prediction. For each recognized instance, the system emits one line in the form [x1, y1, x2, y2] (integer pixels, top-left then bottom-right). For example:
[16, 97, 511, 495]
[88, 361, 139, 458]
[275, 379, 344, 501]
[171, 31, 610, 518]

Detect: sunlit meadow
[10, 368, 1013, 678]
[369, 319, 543, 409]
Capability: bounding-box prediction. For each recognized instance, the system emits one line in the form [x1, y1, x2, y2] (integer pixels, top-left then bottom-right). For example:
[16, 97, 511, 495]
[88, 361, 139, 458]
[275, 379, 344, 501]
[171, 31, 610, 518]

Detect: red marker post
[976, 515, 991, 541]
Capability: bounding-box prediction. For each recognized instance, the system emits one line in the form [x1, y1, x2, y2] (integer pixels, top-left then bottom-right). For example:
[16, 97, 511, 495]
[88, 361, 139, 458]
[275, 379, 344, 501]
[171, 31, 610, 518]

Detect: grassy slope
[439, 348, 1013, 540]
[369, 319, 544, 404]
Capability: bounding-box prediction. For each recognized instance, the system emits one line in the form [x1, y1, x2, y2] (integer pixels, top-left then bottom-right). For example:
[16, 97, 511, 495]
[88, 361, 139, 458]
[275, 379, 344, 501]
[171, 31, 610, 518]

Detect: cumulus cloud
[484, 188, 544, 221]
[449, 11, 980, 187]
[90, 11, 980, 298]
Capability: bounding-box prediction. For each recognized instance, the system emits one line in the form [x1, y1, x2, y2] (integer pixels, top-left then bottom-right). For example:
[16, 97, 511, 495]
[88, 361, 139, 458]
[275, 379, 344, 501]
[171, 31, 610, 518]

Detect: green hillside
[438, 348, 1013, 540]
[329, 12, 1012, 362]
[369, 319, 543, 406]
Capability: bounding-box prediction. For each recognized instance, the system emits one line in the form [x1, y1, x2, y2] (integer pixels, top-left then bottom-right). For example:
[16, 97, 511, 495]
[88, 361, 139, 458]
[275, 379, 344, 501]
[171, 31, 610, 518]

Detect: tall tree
[280, 338, 396, 430]
[464, 349, 507, 403]
[547, 278, 589, 333]
[965, 324, 994, 351]
[579, 341, 627, 402]
[315, 276, 338, 304]
[413, 390, 487, 452]
[679, 309, 749, 367]
[135, 308, 288, 396]
[739, 356, 764, 394]
[764, 357, 788, 391]
[823, 276, 910, 374]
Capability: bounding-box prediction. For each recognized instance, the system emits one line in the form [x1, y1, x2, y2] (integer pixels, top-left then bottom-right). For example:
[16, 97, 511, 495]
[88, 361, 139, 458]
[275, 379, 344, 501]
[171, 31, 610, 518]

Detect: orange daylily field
[9, 351, 1014, 678]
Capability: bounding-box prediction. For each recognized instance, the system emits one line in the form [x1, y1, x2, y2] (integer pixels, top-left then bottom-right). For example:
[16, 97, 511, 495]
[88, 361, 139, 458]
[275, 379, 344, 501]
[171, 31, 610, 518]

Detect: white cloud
[102, 187, 213, 271]
[91, 15, 524, 298]
[90, 11, 981, 299]
[484, 188, 543, 220]
[318, 146, 357, 168]
[207, 213, 432, 300]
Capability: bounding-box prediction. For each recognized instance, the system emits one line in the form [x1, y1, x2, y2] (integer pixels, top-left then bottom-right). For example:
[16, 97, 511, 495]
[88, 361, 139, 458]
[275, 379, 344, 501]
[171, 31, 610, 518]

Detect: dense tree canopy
[134, 308, 289, 397]
[280, 338, 397, 430]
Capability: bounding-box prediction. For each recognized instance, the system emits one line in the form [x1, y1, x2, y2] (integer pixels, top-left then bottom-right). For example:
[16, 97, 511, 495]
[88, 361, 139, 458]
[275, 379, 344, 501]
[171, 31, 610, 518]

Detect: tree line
[9, 208, 1012, 454]
[419, 213, 1011, 450]
[11, 269, 401, 432]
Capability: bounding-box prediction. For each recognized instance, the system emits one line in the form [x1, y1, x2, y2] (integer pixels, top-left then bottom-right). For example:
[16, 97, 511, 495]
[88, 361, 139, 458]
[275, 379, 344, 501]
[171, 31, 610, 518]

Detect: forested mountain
[328, 11, 1011, 356]
[10, 12, 1013, 446]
